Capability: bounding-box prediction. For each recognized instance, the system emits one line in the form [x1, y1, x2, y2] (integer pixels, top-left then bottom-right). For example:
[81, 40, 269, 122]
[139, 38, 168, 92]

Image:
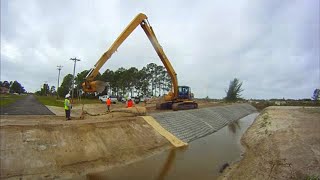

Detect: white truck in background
[98, 95, 118, 104]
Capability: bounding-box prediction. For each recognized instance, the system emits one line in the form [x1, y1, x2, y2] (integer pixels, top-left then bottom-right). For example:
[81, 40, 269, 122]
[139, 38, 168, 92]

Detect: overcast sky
[1, 0, 319, 99]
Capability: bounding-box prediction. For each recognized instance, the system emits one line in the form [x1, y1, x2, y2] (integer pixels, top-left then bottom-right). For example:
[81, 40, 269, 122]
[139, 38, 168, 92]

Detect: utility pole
[44, 81, 48, 96]
[57, 65, 63, 99]
[70, 57, 81, 101]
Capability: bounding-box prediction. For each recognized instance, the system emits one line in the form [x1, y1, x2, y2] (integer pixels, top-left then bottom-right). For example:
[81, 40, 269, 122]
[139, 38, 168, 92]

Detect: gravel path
[0, 95, 54, 115]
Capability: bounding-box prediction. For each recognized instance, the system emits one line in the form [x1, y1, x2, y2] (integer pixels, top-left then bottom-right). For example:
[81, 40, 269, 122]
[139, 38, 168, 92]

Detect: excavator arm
[83, 13, 178, 99]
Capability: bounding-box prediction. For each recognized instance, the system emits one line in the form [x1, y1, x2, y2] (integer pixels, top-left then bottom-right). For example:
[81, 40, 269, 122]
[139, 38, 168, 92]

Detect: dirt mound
[47, 103, 147, 119]
[111, 107, 147, 116]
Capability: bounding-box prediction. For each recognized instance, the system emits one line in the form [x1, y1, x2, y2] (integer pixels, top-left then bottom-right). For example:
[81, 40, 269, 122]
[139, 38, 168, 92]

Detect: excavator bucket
[82, 80, 107, 93]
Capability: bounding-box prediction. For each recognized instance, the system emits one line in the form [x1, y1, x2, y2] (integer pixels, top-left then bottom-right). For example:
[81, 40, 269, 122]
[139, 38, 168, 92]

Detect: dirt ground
[3, 99, 319, 179]
[0, 115, 170, 179]
[45, 98, 227, 118]
[0, 99, 223, 179]
[219, 106, 320, 180]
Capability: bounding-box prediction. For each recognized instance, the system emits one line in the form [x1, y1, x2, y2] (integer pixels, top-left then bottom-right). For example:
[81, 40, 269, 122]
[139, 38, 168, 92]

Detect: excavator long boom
[83, 13, 178, 99]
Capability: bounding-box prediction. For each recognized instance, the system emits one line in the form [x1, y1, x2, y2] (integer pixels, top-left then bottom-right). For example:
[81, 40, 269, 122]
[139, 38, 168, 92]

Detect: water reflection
[156, 146, 188, 180]
[156, 148, 176, 180]
[228, 120, 240, 134]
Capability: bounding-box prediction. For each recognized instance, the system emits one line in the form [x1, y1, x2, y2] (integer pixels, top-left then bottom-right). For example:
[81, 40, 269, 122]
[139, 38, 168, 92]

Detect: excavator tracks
[156, 101, 198, 111]
[156, 102, 173, 110]
[172, 101, 198, 111]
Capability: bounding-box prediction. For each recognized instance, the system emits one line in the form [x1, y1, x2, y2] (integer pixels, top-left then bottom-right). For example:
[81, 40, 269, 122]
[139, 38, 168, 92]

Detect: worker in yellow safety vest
[64, 94, 72, 120]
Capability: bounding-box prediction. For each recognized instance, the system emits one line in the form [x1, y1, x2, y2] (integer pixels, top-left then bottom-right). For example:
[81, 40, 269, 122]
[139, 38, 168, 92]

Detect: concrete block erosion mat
[151, 103, 257, 142]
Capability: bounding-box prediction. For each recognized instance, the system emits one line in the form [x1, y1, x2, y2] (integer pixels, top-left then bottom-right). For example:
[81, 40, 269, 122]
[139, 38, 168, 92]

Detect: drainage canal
[85, 113, 259, 180]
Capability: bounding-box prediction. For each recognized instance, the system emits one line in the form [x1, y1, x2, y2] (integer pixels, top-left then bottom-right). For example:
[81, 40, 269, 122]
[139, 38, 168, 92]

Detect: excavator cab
[156, 86, 197, 110]
[178, 86, 192, 99]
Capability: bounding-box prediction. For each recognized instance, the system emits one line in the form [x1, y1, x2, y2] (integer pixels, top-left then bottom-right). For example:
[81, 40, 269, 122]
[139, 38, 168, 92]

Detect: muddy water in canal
[86, 113, 259, 180]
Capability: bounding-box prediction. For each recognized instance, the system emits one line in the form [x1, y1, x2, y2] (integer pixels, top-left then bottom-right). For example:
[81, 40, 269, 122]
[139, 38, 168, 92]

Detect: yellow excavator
[82, 13, 198, 111]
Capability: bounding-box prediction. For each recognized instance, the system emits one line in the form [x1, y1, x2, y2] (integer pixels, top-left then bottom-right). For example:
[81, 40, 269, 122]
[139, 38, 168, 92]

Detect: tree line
[0, 80, 26, 94]
[40, 63, 172, 98]
[37, 61, 245, 101]
[35, 83, 56, 96]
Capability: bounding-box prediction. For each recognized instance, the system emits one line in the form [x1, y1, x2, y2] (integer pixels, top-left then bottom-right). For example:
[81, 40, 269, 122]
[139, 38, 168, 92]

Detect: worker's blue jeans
[65, 110, 71, 119]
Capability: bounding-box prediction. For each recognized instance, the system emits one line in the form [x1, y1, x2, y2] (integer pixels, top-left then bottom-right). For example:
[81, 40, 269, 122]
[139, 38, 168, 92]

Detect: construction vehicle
[82, 13, 198, 111]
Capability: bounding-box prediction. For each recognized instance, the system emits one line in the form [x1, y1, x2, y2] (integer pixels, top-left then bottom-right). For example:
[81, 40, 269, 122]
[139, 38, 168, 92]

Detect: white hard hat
[65, 94, 70, 98]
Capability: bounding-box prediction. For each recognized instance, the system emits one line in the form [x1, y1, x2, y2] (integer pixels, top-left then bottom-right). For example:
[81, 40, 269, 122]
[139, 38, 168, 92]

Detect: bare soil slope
[219, 106, 320, 180]
[0, 114, 170, 179]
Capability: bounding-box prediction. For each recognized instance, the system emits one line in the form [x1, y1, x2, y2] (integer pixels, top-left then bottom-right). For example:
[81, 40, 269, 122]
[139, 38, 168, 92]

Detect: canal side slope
[0, 116, 170, 179]
[219, 106, 320, 180]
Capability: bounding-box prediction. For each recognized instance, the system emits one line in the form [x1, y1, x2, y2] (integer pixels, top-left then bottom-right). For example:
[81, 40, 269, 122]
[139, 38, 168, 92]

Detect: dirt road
[219, 106, 320, 180]
[0, 95, 54, 115]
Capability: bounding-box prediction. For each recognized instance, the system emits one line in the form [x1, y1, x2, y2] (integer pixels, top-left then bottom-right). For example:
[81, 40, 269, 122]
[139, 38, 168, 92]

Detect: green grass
[305, 175, 319, 180]
[35, 96, 101, 107]
[0, 94, 25, 107]
[251, 101, 320, 111]
[35, 96, 65, 107]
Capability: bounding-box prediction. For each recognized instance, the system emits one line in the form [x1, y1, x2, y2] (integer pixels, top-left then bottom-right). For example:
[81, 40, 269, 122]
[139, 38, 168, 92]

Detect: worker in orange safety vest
[106, 97, 111, 112]
[126, 98, 133, 108]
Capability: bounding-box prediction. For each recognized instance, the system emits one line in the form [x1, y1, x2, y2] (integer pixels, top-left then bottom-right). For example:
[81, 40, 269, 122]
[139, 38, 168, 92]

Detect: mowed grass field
[0, 94, 26, 107]
[35, 96, 101, 107]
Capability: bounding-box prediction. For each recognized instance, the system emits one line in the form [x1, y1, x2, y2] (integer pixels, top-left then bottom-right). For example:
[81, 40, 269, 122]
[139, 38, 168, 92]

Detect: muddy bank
[219, 106, 320, 179]
[0, 116, 170, 179]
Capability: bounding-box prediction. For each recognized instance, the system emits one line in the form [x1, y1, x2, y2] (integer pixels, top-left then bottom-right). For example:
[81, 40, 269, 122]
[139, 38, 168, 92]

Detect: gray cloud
[1, 0, 319, 99]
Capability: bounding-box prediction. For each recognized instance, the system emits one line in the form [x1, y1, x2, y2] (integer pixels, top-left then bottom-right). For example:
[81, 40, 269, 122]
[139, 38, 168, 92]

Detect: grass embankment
[35, 96, 101, 107]
[0, 94, 25, 107]
[250, 101, 320, 111]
